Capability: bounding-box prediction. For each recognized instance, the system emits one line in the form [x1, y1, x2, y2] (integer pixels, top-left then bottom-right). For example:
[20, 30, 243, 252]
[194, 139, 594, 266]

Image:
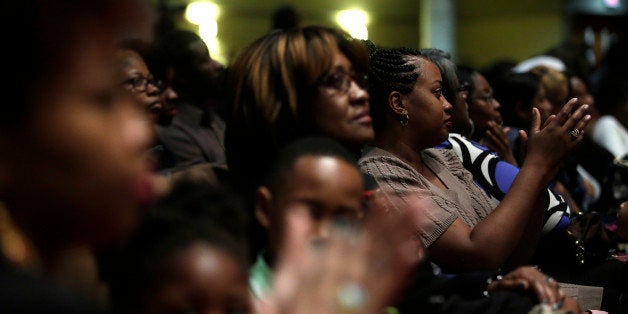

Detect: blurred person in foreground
[0, 0, 158, 312]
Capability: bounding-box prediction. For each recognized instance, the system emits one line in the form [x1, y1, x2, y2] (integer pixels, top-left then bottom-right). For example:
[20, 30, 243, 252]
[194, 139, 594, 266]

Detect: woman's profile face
[532, 85, 554, 124]
[312, 52, 374, 149]
[468, 72, 503, 134]
[402, 58, 453, 147]
[4, 28, 156, 248]
[117, 50, 163, 122]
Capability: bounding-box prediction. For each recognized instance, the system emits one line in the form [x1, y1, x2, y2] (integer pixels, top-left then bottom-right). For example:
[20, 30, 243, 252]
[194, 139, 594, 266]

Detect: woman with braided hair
[359, 46, 591, 273]
[225, 32, 588, 313]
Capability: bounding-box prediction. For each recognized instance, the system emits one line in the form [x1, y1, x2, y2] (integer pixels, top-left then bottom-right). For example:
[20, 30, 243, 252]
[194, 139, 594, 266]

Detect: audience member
[106, 180, 251, 314]
[114, 41, 179, 173]
[456, 65, 519, 165]
[152, 29, 228, 170]
[419, 48, 474, 138]
[360, 46, 590, 272]
[1, 1, 623, 313]
[270, 5, 301, 30]
[248, 137, 410, 309]
[413, 48, 571, 239]
[226, 26, 373, 189]
[115, 42, 165, 123]
[589, 37, 628, 218]
[565, 75, 617, 212]
[493, 71, 548, 165]
[0, 0, 157, 312]
[225, 26, 376, 258]
[532, 66, 601, 212]
[255, 138, 581, 314]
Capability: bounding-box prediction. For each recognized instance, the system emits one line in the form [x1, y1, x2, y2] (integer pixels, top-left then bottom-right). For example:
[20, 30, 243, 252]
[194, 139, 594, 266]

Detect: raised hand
[482, 121, 519, 166]
[261, 197, 421, 314]
[487, 266, 581, 313]
[523, 98, 591, 183]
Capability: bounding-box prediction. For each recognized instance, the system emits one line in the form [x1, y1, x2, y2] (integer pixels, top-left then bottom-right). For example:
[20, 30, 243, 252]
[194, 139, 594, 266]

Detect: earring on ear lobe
[400, 112, 409, 127]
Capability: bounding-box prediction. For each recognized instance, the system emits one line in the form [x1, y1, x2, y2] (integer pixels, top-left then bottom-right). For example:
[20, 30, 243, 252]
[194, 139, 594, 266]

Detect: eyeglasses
[317, 71, 368, 94]
[470, 89, 494, 104]
[121, 76, 164, 93]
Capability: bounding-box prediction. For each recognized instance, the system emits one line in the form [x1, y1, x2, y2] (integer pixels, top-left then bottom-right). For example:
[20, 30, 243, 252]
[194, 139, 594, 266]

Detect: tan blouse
[359, 146, 497, 246]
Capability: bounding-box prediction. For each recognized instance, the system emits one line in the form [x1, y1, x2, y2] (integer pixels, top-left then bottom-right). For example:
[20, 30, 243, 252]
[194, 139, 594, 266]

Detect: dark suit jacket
[155, 102, 226, 170]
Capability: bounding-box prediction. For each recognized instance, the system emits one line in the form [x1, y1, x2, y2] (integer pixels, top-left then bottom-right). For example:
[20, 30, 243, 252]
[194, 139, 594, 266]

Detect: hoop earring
[400, 112, 409, 127]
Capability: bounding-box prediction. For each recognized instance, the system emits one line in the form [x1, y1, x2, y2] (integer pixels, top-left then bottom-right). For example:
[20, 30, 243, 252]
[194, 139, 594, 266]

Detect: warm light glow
[336, 9, 369, 40]
[185, 1, 219, 25]
[198, 25, 225, 64]
[185, 1, 225, 65]
[199, 20, 218, 38]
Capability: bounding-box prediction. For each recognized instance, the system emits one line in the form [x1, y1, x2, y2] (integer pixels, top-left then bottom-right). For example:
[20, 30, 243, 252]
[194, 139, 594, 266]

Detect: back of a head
[456, 65, 477, 95]
[152, 29, 224, 102]
[367, 46, 423, 134]
[493, 71, 542, 128]
[225, 25, 368, 194]
[531, 65, 569, 108]
[545, 42, 595, 80]
[271, 5, 301, 30]
[154, 29, 205, 68]
[480, 59, 517, 89]
[264, 136, 359, 193]
[107, 179, 249, 313]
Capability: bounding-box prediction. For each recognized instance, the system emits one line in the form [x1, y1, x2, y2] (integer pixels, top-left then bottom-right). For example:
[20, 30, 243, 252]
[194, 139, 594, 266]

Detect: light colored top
[359, 147, 496, 246]
[592, 115, 628, 159]
[249, 252, 273, 303]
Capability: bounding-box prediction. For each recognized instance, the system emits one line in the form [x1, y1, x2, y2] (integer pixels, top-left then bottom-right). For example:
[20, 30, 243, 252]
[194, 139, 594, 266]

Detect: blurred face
[546, 80, 569, 116]
[313, 52, 374, 150]
[532, 85, 554, 124]
[1, 28, 155, 249]
[145, 241, 251, 314]
[117, 49, 163, 122]
[156, 68, 179, 126]
[402, 58, 453, 148]
[178, 40, 225, 98]
[570, 76, 598, 118]
[468, 72, 503, 135]
[265, 156, 365, 256]
[451, 83, 473, 136]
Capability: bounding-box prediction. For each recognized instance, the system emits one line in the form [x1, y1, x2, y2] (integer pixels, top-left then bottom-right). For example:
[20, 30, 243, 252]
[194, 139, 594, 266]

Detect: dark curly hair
[104, 180, 249, 313]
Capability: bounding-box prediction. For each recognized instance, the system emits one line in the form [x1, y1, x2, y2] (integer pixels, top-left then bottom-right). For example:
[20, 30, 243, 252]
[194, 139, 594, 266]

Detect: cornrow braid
[368, 46, 423, 133]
